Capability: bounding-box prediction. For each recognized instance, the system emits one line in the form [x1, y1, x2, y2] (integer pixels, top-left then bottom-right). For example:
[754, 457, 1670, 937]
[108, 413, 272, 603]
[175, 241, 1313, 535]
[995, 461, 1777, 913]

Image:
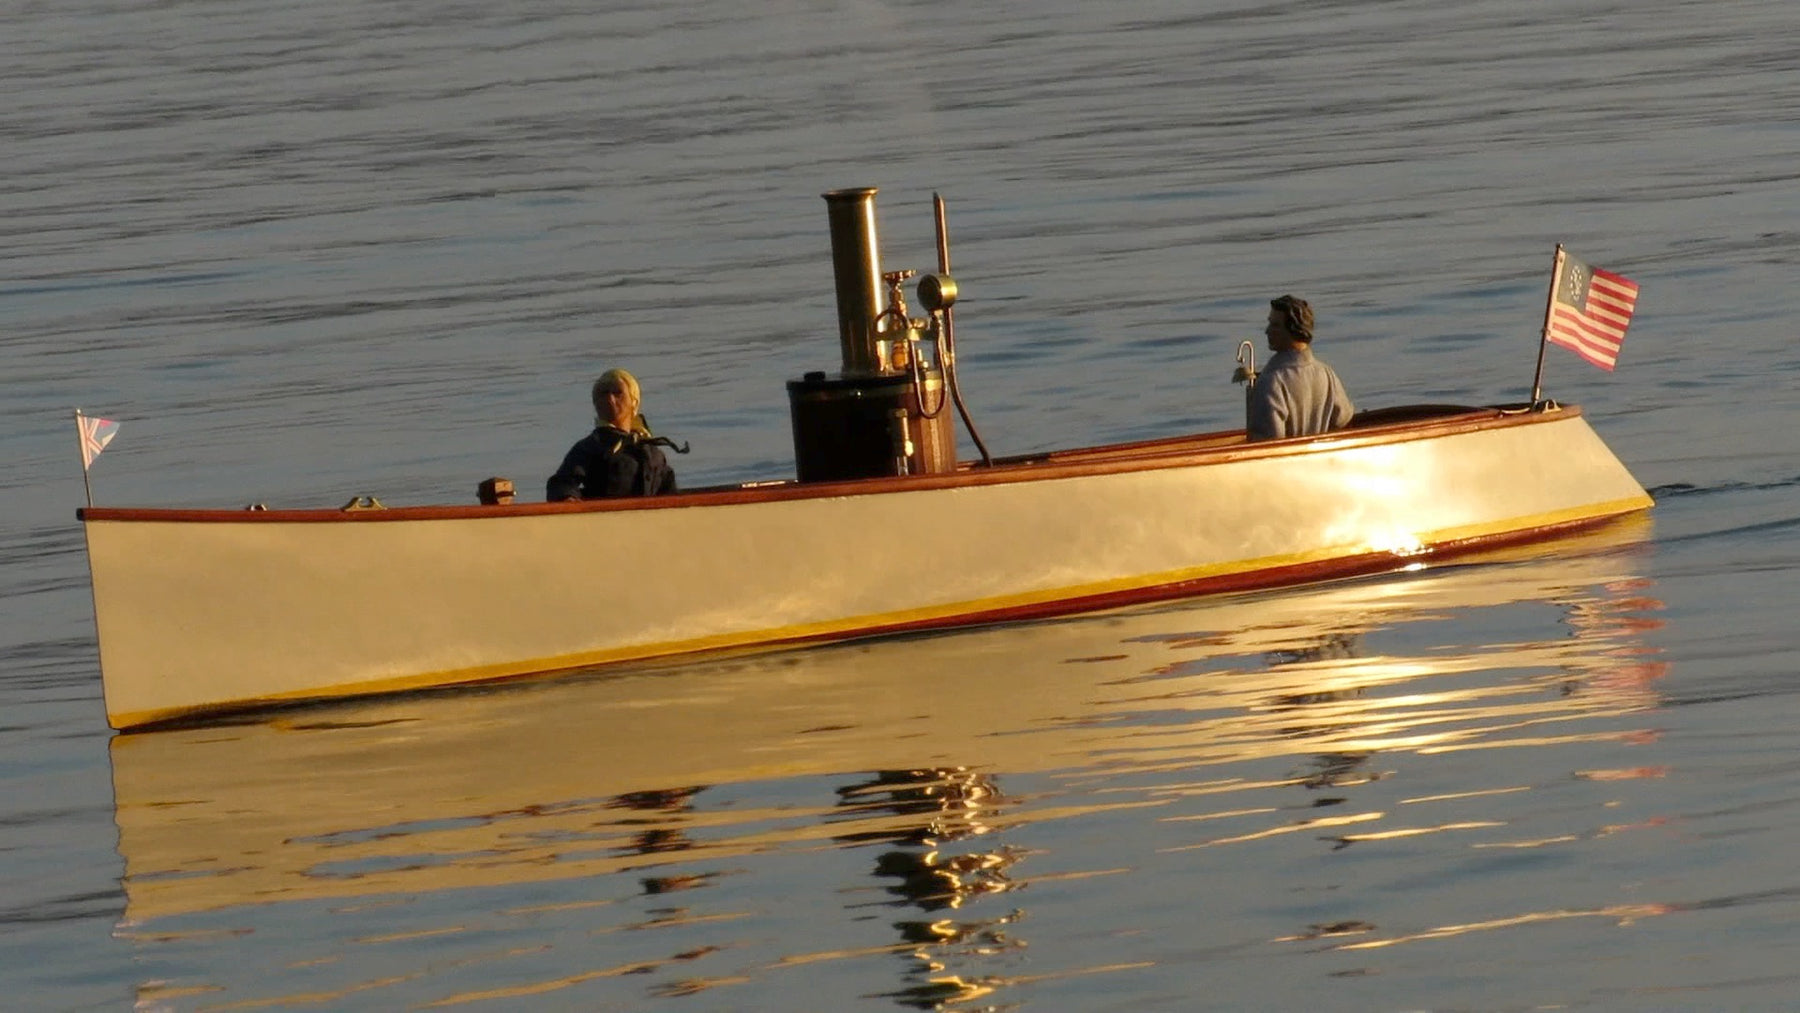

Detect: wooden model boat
[79, 188, 1652, 730]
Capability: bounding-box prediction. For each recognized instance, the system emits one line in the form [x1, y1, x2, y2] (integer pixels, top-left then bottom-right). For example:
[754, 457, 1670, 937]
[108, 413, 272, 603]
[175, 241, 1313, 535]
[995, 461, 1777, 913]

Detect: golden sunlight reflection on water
[109, 523, 1667, 1007]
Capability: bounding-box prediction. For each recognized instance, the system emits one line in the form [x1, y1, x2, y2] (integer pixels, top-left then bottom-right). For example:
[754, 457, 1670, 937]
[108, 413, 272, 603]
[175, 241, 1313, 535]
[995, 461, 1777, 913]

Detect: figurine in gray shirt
[1247, 294, 1355, 441]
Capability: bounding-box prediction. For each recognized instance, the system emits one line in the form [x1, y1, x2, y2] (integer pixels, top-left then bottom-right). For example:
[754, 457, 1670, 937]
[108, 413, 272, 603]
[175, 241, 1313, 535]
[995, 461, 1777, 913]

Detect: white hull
[82, 406, 1651, 729]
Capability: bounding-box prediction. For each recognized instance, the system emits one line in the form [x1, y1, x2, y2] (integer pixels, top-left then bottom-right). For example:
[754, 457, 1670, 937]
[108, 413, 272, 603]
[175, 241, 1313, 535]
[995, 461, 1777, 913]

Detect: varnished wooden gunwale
[78, 404, 1533, 524]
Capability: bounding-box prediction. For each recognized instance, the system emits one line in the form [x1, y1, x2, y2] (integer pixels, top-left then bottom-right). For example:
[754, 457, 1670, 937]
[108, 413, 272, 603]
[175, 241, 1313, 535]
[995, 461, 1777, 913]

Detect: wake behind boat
[78, 188, 1652, 730]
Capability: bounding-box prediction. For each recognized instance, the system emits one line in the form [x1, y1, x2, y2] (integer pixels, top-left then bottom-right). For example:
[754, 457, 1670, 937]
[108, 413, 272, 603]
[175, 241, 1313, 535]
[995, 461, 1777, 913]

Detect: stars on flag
[1546, 249, 1640, 371]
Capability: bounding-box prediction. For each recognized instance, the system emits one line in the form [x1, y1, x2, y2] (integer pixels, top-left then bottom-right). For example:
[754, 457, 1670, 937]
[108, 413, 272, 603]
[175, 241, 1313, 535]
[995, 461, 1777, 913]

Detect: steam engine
[787, 188, 968, 483]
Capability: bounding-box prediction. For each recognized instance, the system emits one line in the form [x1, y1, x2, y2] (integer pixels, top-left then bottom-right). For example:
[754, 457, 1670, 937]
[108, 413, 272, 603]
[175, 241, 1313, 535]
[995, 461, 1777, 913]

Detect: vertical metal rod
[934, 193, 951, 275]
[1529, 244, 1565, 407]
[933, 193, 993, 466]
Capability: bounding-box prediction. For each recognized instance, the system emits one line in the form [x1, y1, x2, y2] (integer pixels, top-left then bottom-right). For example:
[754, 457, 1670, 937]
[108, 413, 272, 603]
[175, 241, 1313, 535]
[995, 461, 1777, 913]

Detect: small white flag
[78, 414, 120, 470]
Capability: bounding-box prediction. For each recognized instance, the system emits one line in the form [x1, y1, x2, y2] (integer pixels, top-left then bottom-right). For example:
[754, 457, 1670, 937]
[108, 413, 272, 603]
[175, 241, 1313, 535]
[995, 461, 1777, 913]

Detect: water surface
[4, 0, 1800, 1009]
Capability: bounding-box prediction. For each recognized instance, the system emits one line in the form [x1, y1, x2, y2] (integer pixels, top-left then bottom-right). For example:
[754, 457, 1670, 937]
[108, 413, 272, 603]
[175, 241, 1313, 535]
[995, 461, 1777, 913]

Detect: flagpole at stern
[1528, 244, 1566, 408]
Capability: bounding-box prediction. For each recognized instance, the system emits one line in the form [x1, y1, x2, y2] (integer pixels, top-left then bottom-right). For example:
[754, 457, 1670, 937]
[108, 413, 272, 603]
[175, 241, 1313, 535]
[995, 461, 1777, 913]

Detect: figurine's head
[1266, 295, 1314, 350]
[592, 369, 644, 432]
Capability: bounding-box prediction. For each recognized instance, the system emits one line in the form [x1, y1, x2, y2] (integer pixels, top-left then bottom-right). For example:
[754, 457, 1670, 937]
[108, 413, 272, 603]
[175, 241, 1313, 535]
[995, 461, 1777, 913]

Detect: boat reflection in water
[110, 519, 1667, 1009]
[833, 767, 1024, 1008]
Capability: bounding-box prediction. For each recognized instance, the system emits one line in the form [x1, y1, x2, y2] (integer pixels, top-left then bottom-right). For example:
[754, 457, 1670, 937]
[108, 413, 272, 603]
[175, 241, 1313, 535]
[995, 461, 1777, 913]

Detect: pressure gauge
[917, 273, 958, 312]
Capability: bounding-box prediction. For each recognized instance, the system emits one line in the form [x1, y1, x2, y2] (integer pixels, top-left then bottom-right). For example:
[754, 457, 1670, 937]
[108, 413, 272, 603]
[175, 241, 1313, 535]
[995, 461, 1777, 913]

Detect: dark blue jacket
[546, 426, 677, 500]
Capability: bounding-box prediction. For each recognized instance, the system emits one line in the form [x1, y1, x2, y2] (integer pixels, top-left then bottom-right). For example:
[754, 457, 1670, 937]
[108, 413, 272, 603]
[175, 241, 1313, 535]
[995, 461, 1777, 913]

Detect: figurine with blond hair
[546, 368, 680, 500]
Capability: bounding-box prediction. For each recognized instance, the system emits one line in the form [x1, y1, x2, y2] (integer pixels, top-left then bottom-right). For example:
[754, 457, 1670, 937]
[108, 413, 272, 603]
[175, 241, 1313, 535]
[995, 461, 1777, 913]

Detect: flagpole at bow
[1529, 244, 1566, 408]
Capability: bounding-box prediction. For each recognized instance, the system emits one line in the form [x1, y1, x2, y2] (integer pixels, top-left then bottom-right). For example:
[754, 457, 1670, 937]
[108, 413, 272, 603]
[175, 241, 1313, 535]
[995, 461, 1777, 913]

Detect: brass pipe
[822, 187, 885, 376]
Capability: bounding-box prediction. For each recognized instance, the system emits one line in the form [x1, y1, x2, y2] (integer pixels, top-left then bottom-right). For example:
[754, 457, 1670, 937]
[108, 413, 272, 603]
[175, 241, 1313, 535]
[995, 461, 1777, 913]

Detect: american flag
[78, 413, 120, 470]
[1546, 249, 1640, 371]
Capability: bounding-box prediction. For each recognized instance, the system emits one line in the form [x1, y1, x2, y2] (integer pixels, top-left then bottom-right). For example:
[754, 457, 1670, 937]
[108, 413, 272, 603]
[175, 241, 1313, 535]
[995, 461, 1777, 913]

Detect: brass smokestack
[823, 187, 884, 376]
